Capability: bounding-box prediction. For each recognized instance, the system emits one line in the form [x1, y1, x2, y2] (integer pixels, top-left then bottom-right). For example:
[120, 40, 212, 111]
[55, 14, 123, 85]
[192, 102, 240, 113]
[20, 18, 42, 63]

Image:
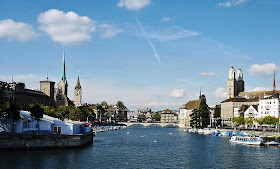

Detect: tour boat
[229, 136, 263, 146]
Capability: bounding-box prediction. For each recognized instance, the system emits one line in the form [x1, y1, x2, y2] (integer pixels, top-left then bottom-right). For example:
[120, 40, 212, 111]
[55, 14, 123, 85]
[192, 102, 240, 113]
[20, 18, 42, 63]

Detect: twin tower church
[227, 66, 244, 99]
[40, 48, 82, 107]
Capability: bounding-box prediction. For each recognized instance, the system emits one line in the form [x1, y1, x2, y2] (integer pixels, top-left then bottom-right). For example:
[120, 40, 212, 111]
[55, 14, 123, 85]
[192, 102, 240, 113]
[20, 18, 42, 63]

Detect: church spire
[61, 46, 66, 83]
[273, 69, 276, 92]
[75, 76, 81, 89]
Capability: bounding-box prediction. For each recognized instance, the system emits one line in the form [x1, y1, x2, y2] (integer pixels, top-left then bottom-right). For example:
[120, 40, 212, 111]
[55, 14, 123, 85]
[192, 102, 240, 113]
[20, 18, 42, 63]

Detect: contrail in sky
[137, 19, 160, 63]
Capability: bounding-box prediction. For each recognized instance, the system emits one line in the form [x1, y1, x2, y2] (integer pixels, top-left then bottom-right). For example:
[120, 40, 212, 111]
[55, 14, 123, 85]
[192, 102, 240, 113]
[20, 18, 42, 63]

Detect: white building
[179, 99, 201, 128]
[127, 110, 139, 122]
[0, 111, 91, 135]
[244, 105, 258, 118]
[257, 94, 280, 118]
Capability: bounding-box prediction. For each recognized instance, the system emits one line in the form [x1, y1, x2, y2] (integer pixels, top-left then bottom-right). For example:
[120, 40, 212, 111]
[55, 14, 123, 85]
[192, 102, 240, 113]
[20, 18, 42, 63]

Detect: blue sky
[0, 0, 280, 110]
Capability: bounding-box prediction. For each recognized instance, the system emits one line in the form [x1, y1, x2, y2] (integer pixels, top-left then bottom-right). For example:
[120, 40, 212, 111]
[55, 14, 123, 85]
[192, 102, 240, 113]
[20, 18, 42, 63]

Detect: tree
[190, 109, 200, 128]
[232, 116, 245, 126]
[0, 85, 6, 113]
[199, 95, 210, 128]
[5, 102, 20, 133]
[152, 113, 161, 121]
[30, 104, 44, 130]
[116, 101, 126, 109]
[138, 115, 146, 122]
[101, 101, 108, 108]
[79, 107, 96, 122]
[238, 105, 249, 117]
[69, 106, 81, 121]
[245, 117, 254, 127]
[263, 116, 278, 126]
[214, 105, 221, 118]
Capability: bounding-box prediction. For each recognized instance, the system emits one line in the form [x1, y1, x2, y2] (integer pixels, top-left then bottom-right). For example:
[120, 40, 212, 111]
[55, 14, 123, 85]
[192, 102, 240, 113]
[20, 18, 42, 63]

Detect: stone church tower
[227, 66, 244, 99]
[74, 76, 82, 106]
[57, 47, 68, 97]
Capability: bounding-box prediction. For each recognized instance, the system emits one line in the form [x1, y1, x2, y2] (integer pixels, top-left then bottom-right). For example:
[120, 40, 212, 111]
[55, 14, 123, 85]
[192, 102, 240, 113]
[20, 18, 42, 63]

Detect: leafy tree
[30, 104, 44, 130]
[152, 113, 161, 121]
[43, 106, 57, 118]
[245, 117, 254, 126]
[238, 105, 249, 117]
[5, 102, 21, 133]
[232, 116, 245, 126]
[0, 85, 6, 113]
[69, 106, 81, 121]
[138, 115, 146, 122]
[190, 109, 200, 128]
[256, 118, 264, 126]
[263, 116, 278, 126]
[101, 101, 108, 108]
[199, 95, 210, 128]
[79, 107, 96, 121]
[214, 105, 221, 118]
[116, 101, 126, 109]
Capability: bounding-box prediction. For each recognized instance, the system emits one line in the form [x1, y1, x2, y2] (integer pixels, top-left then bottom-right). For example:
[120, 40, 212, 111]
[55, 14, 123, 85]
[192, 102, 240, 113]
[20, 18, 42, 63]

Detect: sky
[0, 0, 280, 111]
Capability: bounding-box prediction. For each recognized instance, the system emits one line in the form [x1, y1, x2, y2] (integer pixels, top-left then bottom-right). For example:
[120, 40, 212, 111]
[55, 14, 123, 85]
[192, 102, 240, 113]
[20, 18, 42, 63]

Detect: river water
[1, 126, 280, 169]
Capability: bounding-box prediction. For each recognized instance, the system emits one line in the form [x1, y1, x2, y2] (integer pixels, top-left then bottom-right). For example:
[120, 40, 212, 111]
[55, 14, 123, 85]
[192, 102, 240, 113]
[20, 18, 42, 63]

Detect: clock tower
[74, 76, 82, 106]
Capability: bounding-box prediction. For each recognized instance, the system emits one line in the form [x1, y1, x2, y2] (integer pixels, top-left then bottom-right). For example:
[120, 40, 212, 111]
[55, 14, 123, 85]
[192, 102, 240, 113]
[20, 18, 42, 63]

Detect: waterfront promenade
[118, 122, 179, 127]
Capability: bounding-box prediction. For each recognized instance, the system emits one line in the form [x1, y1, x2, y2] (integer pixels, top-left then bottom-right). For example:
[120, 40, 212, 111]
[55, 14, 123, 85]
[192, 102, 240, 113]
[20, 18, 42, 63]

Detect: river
[1, 126, 280, 169]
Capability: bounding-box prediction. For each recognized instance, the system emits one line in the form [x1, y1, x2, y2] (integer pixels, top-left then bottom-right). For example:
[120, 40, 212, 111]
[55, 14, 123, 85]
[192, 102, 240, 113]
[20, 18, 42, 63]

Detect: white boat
[198, 129, 204, 134]
[229, 136, 263, 146]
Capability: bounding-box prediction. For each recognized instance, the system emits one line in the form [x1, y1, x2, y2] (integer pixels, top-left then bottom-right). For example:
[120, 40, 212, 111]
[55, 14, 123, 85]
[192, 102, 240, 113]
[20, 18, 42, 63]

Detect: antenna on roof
[47, 71, 49, 80]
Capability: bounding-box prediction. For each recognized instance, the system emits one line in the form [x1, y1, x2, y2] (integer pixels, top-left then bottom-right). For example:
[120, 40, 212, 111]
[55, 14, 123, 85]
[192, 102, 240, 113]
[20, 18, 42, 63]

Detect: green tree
[199, 95, 210, 128]
[79, 107, 96, 121]
[0, 85, 6, 113]
[116, 101, 126, 109]
[43, 106, 57, 118]
[214, 105, 221, 118]
[5, 102, 21, 133]
[190, 109, 200, 128]
[152, 113, 161, 121]
[138, 115, 146, 122]
[245, 117, 254, 126]
[232, 116, 245, 126]
[30, 104, 44, 130]
[238, 105, 249, 117]
[263, 116, 278, 126]
[256, 118, 264, 126]
[101, 101, 108, 108]
[69, 106, 81, 121]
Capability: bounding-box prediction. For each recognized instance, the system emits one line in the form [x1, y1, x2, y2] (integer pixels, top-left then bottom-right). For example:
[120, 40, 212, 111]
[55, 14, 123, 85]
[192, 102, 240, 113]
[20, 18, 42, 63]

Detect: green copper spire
[61, 46, 66, 83]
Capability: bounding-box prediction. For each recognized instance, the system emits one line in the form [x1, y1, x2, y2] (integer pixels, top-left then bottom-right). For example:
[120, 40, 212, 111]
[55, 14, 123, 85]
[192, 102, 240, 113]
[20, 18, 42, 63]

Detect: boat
[229, 136, 263, 146]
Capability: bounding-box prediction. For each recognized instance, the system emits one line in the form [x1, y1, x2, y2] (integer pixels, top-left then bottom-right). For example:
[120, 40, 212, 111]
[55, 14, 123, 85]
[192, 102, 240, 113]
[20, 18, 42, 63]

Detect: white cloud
[218, 0, 247, 7]
[137, 20, 160, 63]
[0, 19, 39, 42]
[148, 25, 201, 41]
[200, 72, 217, 77]
[161, 17, 170, 22]
[38, 9, 96, 45]
[98, 24, 123, 38]
[118, 0, 151, 10]
[248, 63, 279, 77]
[248, 87, 271, 92]
[171, 89, 187, 98]
[215, 87, 227, 98]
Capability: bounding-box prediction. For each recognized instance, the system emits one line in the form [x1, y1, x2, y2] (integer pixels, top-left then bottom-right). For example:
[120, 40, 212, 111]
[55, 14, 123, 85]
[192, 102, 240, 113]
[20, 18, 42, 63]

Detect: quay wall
[0, 132, 94, 150]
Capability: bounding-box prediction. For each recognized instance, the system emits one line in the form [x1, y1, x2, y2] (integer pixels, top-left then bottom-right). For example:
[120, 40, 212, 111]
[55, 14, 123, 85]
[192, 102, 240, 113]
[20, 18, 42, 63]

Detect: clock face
[75, 90, 80, 96]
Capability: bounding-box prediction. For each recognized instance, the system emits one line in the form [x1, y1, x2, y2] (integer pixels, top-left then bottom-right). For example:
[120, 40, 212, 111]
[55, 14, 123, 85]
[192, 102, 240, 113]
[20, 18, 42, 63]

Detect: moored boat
[229, 136, 263, 146]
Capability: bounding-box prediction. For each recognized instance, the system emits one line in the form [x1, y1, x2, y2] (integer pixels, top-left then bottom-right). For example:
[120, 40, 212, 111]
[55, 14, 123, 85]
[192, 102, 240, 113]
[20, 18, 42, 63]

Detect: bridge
[117, 122, 179, 128]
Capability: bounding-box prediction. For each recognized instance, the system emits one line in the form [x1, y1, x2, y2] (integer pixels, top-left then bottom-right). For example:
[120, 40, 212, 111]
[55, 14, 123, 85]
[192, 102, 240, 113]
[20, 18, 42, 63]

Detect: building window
[53, 126, 62, 134]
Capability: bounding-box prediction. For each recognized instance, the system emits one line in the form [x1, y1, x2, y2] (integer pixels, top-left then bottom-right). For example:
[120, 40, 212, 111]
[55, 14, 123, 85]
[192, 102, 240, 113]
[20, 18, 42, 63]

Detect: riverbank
[0, 132, 94, 150]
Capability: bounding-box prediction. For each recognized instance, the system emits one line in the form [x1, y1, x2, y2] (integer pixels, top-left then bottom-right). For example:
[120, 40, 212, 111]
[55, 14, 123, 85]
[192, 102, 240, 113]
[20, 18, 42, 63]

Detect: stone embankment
[0, 132, 94, 150]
